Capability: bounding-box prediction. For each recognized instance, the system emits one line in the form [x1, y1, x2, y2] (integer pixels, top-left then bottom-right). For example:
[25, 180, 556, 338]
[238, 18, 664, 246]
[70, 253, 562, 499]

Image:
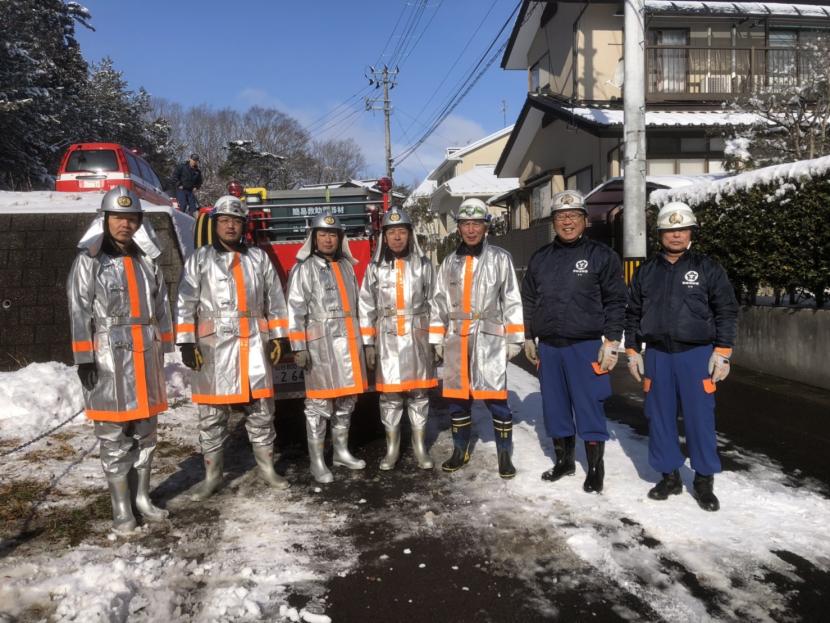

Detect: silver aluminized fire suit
[176, 244, 288, 453]
[358, 208, 436, 470]
[68, 228, 173, 453]
[68, 203, 173, 532]
[429, 240, 525, 400]
[287, 215, 367, 482]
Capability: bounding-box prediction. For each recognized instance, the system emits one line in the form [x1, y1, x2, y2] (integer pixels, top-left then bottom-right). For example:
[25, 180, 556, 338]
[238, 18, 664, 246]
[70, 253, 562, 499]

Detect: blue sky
[75, 0, 528, 186]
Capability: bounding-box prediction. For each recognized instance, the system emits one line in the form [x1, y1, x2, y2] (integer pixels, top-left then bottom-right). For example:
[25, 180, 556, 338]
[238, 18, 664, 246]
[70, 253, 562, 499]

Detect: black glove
[180, 343, 203, 371]
[77, 362, 98, 391]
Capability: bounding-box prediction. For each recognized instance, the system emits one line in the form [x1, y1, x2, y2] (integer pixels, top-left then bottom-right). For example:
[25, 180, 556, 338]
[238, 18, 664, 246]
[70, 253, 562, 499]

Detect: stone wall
[0, 212, 184, 370]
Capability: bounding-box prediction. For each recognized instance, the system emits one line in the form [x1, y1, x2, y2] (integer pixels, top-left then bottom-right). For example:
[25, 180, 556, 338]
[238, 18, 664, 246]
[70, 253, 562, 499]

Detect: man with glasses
[521, 190, 627, 493]
[429, 198, 524, 478]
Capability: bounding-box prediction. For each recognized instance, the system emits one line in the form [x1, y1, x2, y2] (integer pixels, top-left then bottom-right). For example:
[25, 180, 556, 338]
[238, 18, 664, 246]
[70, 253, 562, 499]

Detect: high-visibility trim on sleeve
[360, 327, 376, 337]
[160, 332, 174, 343]
[268, 318, 289, 329]
[176, 323, 196, 333]
[288, 331, 306, 341]
[428, 326, 446, 335]
[470, 389, 508, 400]
[505, 324, 524, 333]
[72, 340, 93, 353]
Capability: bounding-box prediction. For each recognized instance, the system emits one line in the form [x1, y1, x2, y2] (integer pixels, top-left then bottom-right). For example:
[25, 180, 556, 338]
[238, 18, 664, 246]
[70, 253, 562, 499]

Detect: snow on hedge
[650, 154, 830, 207]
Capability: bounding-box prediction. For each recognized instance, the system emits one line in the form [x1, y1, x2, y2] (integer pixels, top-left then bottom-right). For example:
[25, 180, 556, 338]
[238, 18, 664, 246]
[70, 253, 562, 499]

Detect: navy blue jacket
[173, 162, 203, 191]
[522, 236, 627, 343]
[625, 250, 738, 352]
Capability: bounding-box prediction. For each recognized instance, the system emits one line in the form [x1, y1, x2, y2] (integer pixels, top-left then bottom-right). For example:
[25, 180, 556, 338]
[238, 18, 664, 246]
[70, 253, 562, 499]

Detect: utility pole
[366, 65, 398, 183]
[623, 0, 647, 283]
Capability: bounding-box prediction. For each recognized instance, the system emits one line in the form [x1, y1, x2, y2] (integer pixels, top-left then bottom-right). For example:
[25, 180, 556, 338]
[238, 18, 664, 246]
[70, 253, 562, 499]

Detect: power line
[394, 1, 521, 165]
[397, 0, 445, 68]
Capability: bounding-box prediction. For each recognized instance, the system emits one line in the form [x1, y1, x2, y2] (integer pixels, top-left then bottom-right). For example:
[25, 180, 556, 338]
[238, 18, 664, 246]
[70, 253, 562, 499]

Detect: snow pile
[650, 153, 830, 207]
[455, 363, 830, 621]
[0, 362, 85, 440]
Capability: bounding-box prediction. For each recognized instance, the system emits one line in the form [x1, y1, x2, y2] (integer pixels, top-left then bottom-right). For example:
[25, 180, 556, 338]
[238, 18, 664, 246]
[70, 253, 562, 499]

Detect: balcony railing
[645, 46, 820, 100]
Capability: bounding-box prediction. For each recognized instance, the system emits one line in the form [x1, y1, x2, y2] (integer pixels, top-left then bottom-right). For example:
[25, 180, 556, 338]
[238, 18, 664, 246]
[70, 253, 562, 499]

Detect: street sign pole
[623, 0, 647, 283]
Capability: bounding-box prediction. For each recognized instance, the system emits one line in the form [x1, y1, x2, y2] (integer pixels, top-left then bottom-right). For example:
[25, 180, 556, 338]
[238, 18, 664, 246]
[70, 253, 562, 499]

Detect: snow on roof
[440, 165, 519, 197]
[403, 176, 438, 207]
[443, 125, 515, 162]
[569, 107, 761, 128]
[645, 1, 830, 18]
[650, 154, 830, 206]
[584, 174, 729, 203]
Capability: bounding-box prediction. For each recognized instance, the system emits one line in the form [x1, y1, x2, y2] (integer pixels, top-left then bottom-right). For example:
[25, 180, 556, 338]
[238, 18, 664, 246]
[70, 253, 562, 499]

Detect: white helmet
[455, 198, 488, 221]
[656, 201, 698, 230]
[550, 190, 586, 215]
[212, 195, 247, 220]
[100, 185, 143, 214]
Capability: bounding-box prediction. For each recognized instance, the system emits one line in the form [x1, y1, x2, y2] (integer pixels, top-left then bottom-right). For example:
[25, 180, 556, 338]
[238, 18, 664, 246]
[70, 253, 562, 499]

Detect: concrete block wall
[732, 306, 830, 391]
[0, 212, 185, 370]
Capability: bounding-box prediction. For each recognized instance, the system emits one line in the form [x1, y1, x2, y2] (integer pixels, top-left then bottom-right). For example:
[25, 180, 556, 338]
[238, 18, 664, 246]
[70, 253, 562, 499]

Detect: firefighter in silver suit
[67, 185, 173, 533]
[176, 195, 290, 500]
[429, 198, 525, 478]
[359, 206, 436, 470]
[287, 211, 368, 483]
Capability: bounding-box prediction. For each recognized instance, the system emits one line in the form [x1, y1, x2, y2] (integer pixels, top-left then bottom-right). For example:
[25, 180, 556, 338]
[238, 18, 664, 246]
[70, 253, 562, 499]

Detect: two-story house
[406, 126, 519, 240]
[494, 0, 830, 235]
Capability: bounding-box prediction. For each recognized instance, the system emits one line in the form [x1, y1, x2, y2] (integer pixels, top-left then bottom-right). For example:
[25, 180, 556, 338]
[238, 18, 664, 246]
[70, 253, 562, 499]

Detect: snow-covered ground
[1, 360, 828, 621]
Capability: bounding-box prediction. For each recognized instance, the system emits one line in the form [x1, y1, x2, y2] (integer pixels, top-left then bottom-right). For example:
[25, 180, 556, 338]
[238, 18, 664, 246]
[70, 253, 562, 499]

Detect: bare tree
[308, 138, 367, 184]
[722, 38, 830, 170]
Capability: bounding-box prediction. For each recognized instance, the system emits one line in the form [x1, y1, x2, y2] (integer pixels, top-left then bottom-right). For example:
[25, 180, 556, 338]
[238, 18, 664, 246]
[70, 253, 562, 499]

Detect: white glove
[597, 340, 620, 372]
[626, 348, 644, 382]
[294, 350, 311, 371]
[708, 348, 731, 383]
[433, 344, 444, 363]
[506, 343, 521, 361]
[364, 345, 376, 370]
[524, 339, 539, 366]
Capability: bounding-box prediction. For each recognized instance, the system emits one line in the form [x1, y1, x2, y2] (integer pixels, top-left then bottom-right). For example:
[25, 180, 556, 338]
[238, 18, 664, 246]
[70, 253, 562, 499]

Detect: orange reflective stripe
[160, 332, 174, 342]
[331, 261, 365, 392]
[505, 324, 524, 333]
[307, 386, 364, 399]
[288, 331, 306, 341]
[123, 257, 150, 417]
[360, 327, 376, 337]
[72, 340, 93, 352]
[459, 255, 474, 398]
[192, 392, 254, 405]
[443, 387, 470, 399]
[176, 323, 196, 333]
[428, 326, 446, 335]
[376, 378, 438, 392]
[231, 252, 251, 402]
[85, 401, 166, 422]
[123, 256, 142, 318]
[470, 389, 508, 400]
[252, 387, 274, 399]
[268, 318, 288, 329]
[395, 259, 406, 336]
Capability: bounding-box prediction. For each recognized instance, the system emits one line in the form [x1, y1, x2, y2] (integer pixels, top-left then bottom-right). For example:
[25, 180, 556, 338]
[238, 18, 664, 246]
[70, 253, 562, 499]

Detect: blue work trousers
[539, 339, 610, 442]
[644, 345, 721, 476]
[176, 188, 199, 215]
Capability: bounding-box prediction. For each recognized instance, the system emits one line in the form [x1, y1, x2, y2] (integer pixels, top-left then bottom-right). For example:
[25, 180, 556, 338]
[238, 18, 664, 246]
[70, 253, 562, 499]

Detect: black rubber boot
[693, 473, 720, 512]
[493, 416, 516, 479]
[647, 469, 683, 500]
[583, 441, 605, 493]
[442, 412, 472, 472]
[541, 436, 576, 482]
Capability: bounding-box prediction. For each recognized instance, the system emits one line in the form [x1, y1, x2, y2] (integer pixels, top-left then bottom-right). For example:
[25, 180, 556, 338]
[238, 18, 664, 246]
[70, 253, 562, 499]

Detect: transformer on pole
[623, 0, 647, 283]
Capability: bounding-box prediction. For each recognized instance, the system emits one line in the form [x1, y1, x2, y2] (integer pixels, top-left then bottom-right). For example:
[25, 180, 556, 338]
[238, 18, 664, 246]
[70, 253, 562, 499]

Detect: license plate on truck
[80, 179, 102, 188]
[273, 362, 304, 384]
